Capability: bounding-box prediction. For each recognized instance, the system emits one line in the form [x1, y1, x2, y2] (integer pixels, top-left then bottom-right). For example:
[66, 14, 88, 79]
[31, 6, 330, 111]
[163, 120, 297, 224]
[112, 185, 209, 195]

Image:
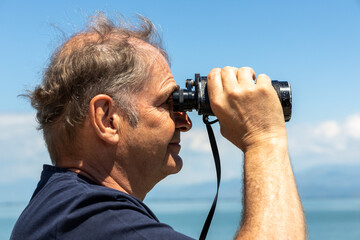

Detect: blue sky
[0, 0, 360, 201]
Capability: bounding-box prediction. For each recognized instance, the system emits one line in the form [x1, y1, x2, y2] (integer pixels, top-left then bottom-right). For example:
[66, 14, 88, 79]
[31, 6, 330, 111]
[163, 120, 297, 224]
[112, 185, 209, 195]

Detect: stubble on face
[115, 43, 183, 192]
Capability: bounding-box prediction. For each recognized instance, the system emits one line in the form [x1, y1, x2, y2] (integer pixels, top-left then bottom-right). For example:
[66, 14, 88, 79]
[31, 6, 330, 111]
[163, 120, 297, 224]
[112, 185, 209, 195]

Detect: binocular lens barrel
[173, 74, 292, 122]
[172, 90, 196, 112]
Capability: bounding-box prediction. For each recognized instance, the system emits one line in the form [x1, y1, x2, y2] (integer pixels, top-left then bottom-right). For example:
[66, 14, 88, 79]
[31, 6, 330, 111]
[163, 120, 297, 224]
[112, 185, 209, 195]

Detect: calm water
[1, 198, 359, 239]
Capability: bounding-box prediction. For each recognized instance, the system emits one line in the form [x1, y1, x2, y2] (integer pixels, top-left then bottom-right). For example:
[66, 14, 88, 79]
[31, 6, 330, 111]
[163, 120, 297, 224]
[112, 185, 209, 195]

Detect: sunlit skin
[57, 41, 192, 201]
[110, 47, 193, 198]
[207, 67, 306, 239]
[56, 34, 305, 239]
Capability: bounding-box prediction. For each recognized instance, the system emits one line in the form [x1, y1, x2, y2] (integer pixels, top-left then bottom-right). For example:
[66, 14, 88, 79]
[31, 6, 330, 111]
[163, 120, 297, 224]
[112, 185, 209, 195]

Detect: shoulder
[31, 167, 156, 221]
[12, 166, 194, 240]
[45, 173, 193, 239]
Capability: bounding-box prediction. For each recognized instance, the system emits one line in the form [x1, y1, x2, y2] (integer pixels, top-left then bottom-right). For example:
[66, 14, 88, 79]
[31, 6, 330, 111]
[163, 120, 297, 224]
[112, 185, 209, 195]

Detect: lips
[168, 141, 181, 152]
[169, 142, 180, 147]
[169, 140, 180, 144]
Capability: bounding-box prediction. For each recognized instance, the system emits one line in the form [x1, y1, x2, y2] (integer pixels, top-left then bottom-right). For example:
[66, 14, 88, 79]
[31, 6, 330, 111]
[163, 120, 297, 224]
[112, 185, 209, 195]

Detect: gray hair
[26, 12, 169, 163]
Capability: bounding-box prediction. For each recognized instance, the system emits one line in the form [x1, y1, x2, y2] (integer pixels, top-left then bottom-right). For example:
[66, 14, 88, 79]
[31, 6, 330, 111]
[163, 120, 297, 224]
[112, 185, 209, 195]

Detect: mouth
[170, 140, 180, 144]
[168, 142, 181, 152]
[169, 135, 181, 145]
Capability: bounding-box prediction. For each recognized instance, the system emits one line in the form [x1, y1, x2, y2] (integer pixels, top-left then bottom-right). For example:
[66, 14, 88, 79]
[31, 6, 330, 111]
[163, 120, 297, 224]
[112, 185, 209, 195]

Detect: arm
[207, 67, 306, 240]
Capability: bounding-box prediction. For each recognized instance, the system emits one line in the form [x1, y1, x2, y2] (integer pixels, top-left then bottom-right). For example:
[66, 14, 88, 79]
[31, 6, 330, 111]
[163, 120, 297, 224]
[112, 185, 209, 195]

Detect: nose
[174, 112, 192, 132]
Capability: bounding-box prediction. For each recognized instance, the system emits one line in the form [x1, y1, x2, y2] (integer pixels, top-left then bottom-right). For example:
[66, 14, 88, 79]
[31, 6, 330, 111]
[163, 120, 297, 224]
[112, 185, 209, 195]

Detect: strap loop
[199, 115, 221, 240]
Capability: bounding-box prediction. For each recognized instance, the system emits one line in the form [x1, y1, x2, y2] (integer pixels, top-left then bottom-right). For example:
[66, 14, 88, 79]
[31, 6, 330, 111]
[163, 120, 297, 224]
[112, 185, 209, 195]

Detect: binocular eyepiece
[172, 73, 292, 122]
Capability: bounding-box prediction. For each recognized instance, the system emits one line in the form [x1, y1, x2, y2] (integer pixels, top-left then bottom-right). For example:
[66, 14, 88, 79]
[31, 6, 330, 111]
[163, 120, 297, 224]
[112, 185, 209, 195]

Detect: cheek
[142, 108, 175, 133]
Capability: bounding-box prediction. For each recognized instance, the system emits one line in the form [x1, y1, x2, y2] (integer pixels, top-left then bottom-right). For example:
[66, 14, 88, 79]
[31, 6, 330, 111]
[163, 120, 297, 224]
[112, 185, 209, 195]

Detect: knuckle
[239, 66, 253, 72]
[208, 68, 221, 78]
[222, 66, 235, 74]
[257, 73, 271, 81]
[238, 66, 254, 74]
[257, 84, 270, 94]
[237, 67, 256, 80]
[227, 88, 242, 98]
[211, 67, 221, 73]
[254, 84, 275, 99]
[221, 66, 232, 75]
[210, 97, 223, 109]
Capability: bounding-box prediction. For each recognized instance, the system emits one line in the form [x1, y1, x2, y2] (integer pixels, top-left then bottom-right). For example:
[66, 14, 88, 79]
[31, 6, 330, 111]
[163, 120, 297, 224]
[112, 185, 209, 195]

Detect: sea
[1, 197, 359, 239]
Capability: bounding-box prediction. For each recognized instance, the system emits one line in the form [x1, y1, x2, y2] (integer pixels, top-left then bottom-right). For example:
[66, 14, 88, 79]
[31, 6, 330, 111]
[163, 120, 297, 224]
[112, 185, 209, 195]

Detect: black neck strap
[199, 115, 221, 240]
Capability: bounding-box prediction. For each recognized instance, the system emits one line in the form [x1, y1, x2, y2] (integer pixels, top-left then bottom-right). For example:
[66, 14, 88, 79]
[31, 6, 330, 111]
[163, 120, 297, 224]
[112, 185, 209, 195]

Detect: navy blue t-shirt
[11, 165, 195, 240]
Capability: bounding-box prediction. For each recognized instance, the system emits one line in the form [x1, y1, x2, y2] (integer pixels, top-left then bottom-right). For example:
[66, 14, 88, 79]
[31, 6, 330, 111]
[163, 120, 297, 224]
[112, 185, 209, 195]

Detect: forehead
[141, 45, 176, 91]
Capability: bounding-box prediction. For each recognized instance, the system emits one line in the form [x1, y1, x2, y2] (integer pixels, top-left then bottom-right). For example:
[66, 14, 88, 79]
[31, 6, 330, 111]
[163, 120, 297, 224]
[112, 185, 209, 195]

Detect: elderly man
[11, 13, 305, 240]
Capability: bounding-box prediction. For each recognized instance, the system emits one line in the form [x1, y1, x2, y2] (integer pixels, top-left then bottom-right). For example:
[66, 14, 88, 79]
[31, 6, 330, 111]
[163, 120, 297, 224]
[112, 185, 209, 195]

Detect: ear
[89, 94, 121, 145]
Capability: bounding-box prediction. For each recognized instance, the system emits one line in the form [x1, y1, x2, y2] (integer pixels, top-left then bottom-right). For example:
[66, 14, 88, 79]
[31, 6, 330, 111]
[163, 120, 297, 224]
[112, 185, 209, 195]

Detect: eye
[161, 95, 174, 110]
[166, 95, 173, 106]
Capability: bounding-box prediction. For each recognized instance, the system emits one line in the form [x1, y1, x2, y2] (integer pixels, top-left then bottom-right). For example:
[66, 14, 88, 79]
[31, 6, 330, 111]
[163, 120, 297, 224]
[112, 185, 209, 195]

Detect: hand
[207, 67, 287, 152]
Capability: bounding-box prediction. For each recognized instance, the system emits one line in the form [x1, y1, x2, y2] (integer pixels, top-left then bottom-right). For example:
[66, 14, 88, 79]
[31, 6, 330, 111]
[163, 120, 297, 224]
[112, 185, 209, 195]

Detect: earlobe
[89, 94, 120, 145]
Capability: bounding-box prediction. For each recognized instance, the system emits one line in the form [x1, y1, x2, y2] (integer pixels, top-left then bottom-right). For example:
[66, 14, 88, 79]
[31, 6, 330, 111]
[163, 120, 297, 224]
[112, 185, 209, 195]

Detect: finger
[256, 73, 272, 87]
[207, 68, 222, 99]
[220, 66, 238, 91]
[237, 67, 256, 87]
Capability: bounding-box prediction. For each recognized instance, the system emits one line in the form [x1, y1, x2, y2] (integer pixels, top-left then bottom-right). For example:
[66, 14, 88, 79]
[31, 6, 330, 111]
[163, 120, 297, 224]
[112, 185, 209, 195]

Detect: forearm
[206, 67, 305, 239]
[235, 137, 306, 240]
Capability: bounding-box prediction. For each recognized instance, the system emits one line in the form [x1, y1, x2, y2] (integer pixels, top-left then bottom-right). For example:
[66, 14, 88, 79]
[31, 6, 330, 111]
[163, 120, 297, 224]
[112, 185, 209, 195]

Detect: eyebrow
[164, 84, 180, 98]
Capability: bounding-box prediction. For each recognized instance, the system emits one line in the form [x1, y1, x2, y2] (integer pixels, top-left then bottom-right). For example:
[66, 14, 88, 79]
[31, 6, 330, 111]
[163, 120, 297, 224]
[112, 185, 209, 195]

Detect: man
[11, 13, 305, 239]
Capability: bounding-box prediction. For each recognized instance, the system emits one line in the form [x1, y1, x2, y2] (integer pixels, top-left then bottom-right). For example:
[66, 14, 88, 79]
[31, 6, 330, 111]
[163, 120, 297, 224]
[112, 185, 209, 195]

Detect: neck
[59, 158, 148, 201]
[55, 124, 152, 201]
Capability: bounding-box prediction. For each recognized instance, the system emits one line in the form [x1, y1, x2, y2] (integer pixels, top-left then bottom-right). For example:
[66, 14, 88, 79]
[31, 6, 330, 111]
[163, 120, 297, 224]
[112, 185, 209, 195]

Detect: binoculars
[172, 74, 292, 122]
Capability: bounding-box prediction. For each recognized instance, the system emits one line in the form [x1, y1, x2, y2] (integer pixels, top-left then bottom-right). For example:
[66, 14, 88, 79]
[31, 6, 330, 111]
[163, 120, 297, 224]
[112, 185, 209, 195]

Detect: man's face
[117, 49, 192, 187]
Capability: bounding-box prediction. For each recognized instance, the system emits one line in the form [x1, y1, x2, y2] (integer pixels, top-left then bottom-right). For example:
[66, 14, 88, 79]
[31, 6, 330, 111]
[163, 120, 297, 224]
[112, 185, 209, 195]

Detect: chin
[166, 154, 183, 175]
